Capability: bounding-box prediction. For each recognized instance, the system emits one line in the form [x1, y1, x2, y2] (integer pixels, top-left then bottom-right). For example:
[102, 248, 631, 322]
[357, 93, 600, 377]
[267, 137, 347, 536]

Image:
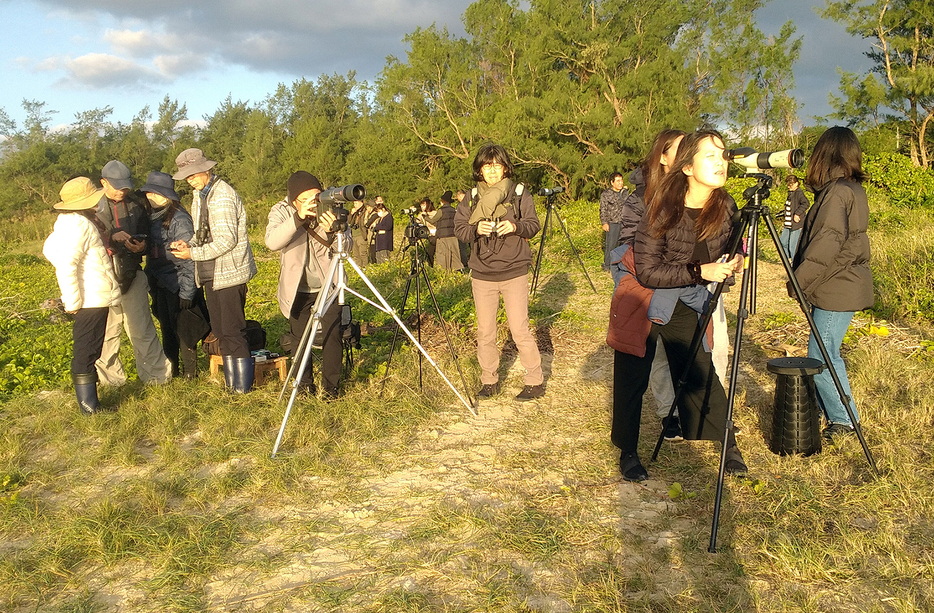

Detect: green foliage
[864, 152, 934, 208]
[0, 253, 73, 398]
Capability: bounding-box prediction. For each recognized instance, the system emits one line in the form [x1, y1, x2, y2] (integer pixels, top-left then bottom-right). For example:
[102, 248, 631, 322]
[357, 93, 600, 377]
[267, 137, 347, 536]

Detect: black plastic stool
[767, 357, 825, 456]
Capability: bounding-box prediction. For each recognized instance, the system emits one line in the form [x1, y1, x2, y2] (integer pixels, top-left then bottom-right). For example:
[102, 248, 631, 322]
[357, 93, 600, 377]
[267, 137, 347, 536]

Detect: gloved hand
[179, 298, 192, 310]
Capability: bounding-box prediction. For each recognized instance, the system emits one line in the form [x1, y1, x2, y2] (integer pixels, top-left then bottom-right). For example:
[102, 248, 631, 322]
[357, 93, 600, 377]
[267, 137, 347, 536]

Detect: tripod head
[741, 173, 774, 212]
[538, 186, 564, 208]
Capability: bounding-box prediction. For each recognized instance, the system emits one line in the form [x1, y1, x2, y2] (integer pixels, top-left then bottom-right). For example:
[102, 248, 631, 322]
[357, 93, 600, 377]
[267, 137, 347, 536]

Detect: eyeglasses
[482, 162, 504, 171]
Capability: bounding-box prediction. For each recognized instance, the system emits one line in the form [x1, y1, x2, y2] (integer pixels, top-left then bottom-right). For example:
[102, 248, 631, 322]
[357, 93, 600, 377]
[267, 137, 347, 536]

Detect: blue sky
[0, 0, 873, 132]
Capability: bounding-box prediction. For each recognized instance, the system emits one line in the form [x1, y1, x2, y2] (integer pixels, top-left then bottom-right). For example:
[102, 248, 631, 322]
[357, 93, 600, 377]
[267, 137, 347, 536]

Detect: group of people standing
[603, 126, 872, 481]
[44, 148, 257, 414]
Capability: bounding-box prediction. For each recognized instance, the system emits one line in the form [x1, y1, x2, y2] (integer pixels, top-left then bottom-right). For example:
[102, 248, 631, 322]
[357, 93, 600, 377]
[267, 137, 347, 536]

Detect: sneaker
[724, 444, 748, 476]
[619, 452, 649, 482]
[477, 383, 501, 398]
[662, 416, 683, 441]
[822, 422, 856, 440]
[515, 384, 545, 401]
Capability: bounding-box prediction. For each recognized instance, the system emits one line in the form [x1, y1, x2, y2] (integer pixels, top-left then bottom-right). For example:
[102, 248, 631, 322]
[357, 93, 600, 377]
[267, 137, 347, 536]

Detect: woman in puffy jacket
[43, 177, 122, 415]
[608, 130, 746, 482]
[142, 171, 205, 379]
[792, 126, 872, 439]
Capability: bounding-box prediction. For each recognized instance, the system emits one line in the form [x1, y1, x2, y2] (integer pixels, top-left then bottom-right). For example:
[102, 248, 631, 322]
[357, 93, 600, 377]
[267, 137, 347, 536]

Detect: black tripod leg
[709, 214, 757, 553]
[378, 254, 416, 396]
[551, 206, 597, 292]
[418, 261, 476, 407]
[530, 205, 552, 296]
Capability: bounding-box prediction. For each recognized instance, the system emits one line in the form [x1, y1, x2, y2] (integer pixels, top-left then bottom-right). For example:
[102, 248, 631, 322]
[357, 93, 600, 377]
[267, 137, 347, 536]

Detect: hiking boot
[822, 422, 856, 440]
[724, 444, 748, 476]
[515, 384, 545, 401]
[619, 452, 649, 482]
[477, 382, 501, 398]
[662, 415, 683, 441]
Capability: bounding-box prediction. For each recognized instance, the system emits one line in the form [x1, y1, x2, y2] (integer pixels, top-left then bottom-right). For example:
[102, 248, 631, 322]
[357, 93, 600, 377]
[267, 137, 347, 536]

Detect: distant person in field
[599, 171, 627, 271]
[95, 160, 172, 386]
[428, 190, 462, 271]
[792, 126, 872, 440]
[608, 130, 747, 482]
[348, 199, 372, 266]
[366, 196, 394, 264]
[415, 197, 437, 266]
[779, 174, 811, 261]
[170, 148, 257, 393]
[43, 177, 122, 415]
[141, 171, 207, 379]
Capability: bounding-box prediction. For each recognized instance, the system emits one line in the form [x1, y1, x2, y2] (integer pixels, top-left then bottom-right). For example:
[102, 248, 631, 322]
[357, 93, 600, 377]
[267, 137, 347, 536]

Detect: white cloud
[61, 53, 169, 89]
[153, 53, 207, 78]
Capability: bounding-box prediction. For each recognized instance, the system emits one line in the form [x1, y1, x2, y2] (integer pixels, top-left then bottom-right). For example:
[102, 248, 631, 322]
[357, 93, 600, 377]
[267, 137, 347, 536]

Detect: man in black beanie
[264, 171, 346, 397]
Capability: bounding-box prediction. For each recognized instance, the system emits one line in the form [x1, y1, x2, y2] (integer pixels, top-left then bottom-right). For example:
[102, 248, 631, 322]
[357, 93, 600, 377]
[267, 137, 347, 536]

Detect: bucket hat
[173, 148, 217, 180]
[141, 171, 180, 201]
[54, 177, 104, 211]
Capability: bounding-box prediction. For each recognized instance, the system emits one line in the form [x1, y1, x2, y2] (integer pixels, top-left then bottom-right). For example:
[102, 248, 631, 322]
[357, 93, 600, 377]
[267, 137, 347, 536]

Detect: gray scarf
[468, 179, 514, 225]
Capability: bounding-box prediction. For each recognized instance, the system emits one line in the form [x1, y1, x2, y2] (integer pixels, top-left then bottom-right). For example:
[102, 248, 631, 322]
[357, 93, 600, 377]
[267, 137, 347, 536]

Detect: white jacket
[43, 213, 121, 311]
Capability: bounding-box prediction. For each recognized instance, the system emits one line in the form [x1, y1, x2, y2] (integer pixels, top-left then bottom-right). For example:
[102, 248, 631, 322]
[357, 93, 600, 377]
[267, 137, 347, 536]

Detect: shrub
[863, 152, 934, 209]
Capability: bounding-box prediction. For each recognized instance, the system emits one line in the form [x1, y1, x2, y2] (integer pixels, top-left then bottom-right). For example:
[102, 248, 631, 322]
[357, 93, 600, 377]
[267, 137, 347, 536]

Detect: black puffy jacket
[792, 179, 872, 311]
[632, 196, 737, 289]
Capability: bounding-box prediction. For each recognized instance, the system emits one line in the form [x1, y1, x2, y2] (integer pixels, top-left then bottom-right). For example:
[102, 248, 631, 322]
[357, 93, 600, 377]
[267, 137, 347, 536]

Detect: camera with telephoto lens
[403, 205, 431, 240]
[309, 184, 364, 231]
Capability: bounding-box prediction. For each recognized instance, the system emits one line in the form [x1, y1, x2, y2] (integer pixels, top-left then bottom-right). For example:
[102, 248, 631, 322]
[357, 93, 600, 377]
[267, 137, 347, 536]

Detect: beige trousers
[471, 275, 543, 386]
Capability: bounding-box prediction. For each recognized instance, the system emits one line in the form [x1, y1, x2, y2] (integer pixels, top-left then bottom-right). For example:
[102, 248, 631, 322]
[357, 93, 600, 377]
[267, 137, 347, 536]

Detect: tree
[822, 0, 934, 167]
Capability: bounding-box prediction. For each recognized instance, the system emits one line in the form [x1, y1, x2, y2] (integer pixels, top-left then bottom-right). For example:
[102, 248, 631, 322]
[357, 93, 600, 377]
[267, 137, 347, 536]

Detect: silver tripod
[271, 230, 476, 458]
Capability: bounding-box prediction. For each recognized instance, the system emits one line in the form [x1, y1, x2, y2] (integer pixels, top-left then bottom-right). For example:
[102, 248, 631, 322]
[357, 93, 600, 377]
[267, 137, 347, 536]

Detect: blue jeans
[808, 308, 858, 426]
[779, 227, 801, 261]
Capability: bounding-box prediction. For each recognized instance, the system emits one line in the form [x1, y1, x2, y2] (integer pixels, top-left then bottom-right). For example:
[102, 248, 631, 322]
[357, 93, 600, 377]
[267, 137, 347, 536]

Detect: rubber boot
[73, 372, 100, 416]
[232, 356, 255, 393]
[222, 355, 236, 390]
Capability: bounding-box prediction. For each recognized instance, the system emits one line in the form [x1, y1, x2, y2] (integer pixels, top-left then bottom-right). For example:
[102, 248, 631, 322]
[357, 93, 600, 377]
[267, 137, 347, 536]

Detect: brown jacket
[792, 179, 872, 311]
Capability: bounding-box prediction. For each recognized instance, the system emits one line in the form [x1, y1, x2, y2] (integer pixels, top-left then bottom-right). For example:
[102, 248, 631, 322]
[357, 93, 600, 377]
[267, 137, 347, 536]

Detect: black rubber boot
[232, 356, 255, 393]
[72, 372, 100, 416]
[222, 356, 236, 390]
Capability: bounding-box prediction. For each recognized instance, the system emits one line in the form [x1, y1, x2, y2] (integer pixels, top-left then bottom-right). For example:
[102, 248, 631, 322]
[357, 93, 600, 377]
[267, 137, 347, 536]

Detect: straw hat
[54, 177, 104, 211]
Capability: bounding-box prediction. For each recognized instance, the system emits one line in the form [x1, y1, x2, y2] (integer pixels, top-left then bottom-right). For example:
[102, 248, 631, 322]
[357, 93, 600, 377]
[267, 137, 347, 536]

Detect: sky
[0, 0, 875, 133]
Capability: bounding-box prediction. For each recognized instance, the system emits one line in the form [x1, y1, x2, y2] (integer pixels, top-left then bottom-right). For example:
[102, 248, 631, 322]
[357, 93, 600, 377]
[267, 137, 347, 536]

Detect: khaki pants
[471, 275, 543, 386]
[96, 270, 172, 385]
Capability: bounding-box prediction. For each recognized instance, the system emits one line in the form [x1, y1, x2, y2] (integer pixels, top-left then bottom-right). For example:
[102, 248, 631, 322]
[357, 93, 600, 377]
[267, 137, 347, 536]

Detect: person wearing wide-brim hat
[43, 177, 122, 415]
[141, 171, 208, 379]
[169, 148, 257, 392]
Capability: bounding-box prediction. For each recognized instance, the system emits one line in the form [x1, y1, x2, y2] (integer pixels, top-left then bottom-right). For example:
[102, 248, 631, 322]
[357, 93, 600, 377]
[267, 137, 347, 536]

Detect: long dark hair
[420, 197, 435, 212]
[642, 128, 687, 205]
[806, 126, 865, 191]
[471, 143, 515, 182]
[645, 130, 731, 240]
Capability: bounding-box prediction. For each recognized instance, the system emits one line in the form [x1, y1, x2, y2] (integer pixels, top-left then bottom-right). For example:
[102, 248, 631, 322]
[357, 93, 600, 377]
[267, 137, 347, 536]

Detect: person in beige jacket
[43, 177, 122, 415]
[265, 171, 348, 398]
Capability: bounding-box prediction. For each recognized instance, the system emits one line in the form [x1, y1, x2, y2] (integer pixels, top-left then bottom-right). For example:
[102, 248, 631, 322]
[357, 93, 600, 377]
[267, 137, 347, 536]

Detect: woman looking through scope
[608, 130, 747, 482]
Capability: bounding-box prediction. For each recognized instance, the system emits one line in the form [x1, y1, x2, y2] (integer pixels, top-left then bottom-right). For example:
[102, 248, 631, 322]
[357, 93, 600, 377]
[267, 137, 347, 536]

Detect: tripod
[272, 229, 477, 458]
[650, 174, 878, 552]
[530, 193, 596, 296]
[379, 228, 472, 403]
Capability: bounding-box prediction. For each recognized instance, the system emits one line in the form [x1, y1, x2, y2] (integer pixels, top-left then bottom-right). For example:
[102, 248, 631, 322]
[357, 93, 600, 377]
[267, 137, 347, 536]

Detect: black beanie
[287, 171, 323, 204]
[440, 190, 454, 204]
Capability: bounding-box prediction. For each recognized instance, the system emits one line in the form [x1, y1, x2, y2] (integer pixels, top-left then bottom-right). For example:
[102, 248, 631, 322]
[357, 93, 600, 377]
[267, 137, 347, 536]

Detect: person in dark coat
[792, 126, 872, 439]
[599, 172, 627, 270]
[608, 130, 747, 482]
[428, 190, 461, 271]
[142, 171, 206, 379]
[366, 196, 394, 263]
[779, 174, 811, 260]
